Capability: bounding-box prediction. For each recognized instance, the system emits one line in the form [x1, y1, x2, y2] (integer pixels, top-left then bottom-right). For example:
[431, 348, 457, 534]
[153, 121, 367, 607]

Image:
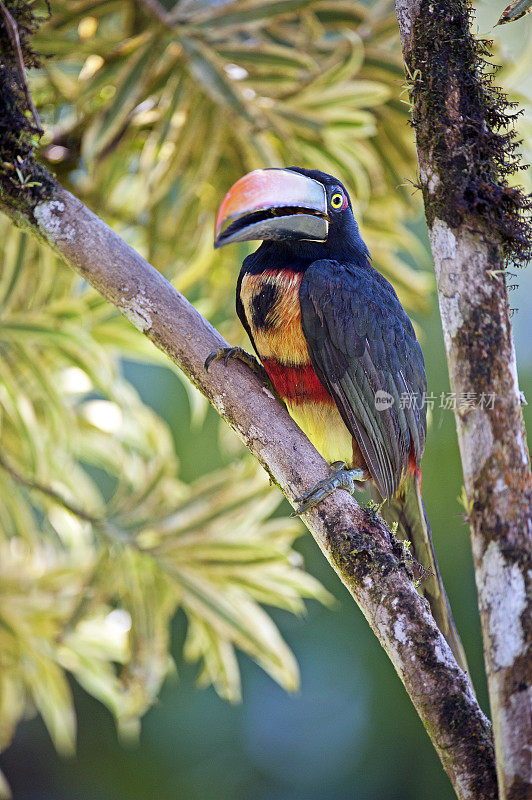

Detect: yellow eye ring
[330, 192, 344, 210]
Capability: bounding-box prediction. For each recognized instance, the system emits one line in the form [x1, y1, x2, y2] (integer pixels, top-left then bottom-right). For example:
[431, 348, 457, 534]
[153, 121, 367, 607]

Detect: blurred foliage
[0, 216, 331, 767]
[31, 0, 432, 321]
[497, 49, 532, 192]
[2, 0, 530, 786]
[0, 0, 435, 762]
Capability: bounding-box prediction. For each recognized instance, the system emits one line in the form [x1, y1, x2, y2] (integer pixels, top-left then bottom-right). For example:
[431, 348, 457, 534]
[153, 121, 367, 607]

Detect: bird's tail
[371, 475, 469, 675]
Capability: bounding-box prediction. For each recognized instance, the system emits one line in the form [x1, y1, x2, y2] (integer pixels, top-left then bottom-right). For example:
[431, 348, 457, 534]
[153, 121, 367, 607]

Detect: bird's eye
[330, 191, 344, 210]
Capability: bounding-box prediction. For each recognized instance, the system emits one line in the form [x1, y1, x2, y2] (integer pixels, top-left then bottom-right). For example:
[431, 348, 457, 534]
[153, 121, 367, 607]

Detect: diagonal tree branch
[394, 1, 532, 798]
[1, 183, 496, 800]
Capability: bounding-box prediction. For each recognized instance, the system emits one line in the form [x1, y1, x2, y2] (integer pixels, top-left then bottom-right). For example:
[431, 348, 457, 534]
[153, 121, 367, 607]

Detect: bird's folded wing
[299, 259, 426, 499]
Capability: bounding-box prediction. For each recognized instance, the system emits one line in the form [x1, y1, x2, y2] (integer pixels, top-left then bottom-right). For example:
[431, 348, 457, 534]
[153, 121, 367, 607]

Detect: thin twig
[0, 452, 99, 523]
[0, 453, 139, 552]
[0, 0, 42, 133]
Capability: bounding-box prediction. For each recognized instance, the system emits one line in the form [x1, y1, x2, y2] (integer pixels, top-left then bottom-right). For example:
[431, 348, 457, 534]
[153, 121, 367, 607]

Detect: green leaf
[83, 39, 158, 159]
[23, 653, 76, 755]
[192, 0, 315, 28]
[216, 44, 315, 72]
[299, 81, 391, 109]
[0, 768, 11, 800]
[184, 615, 241, 702]
[0, 230, 27, 313]
[181, 36, 256, 124]
[175, 565, 300, 691]
[314, 1, 368, 27]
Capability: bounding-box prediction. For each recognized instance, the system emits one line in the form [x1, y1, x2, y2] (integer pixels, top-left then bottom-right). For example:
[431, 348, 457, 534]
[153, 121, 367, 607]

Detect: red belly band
[262, 359, 334, 404]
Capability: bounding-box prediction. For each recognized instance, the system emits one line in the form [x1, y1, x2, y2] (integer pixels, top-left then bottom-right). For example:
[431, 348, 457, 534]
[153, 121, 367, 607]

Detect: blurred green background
[0, 0, 530, 798]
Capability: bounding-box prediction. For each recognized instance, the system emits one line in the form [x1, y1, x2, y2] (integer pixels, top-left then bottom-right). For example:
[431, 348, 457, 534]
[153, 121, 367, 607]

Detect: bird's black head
[214, 166, 369, 266]
[285, 167, 368, 262]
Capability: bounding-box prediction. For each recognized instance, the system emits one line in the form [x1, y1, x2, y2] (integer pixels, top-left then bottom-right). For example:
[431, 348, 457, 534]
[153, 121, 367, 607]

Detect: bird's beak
[214, 168, 328, 249]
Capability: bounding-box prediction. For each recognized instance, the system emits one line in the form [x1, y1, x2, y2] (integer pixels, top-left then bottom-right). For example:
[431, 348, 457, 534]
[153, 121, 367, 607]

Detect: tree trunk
[394, 1, 532, 798]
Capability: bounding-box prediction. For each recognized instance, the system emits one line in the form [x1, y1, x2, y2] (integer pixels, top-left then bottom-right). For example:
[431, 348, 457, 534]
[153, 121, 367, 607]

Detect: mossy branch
[394, 1, 532, 798]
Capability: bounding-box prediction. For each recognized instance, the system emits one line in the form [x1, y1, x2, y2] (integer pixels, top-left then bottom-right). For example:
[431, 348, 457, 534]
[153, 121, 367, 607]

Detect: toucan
[208, 166, 468, 673]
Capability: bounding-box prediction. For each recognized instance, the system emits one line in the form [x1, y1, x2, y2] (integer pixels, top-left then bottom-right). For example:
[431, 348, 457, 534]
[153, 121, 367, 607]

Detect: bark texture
[394, 2, 532, 798]
[0, 183, 497, 800]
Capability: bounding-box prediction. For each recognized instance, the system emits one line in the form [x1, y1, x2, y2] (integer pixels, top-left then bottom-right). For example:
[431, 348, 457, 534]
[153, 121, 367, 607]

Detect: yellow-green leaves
[32, 0, 428, 324]
[181, 36, 257, 125]
[0, 217, 328, 748]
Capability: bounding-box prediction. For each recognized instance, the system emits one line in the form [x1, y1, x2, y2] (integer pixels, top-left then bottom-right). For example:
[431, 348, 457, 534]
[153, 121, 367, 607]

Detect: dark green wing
[299, 259, 427, 499]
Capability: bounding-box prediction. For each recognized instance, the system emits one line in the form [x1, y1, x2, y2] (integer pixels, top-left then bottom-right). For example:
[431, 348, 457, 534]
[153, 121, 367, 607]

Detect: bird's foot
[204, 346, 268, 380]
[290, 461, 366, 517]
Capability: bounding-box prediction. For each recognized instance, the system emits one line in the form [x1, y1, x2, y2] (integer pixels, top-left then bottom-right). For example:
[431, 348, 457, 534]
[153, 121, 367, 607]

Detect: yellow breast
[287, 400, 356, 466]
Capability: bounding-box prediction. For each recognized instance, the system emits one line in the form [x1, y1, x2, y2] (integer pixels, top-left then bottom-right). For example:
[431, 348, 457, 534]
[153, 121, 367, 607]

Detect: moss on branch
[406, 0, 531, 268]
[0, 0, 55, 214]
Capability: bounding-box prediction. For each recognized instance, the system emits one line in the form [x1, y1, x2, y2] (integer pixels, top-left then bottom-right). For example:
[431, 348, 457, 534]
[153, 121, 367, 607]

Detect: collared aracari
[209, 167, 468, 673]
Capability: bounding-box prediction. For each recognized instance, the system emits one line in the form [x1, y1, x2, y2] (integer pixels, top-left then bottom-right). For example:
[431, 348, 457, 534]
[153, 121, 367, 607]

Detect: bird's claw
[290, 461, 366, 516]
[204, 346, 272, 386]
[205, 346, 255, 371]
[204, 346, 239, 371]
